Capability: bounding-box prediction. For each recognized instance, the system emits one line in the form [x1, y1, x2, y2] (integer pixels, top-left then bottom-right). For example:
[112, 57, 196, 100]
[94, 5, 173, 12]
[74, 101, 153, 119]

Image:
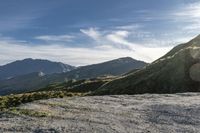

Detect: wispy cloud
[0, 38, 135, 66]
[35, 35, 74, 42]
[115, 24, 141, 30]
[182, 24, 200, 31]
[80, 27, 174, 48]
[0, 1, 59, 32]
[106, 30, 134, 50]
[174, 2, 200, 19]
[0, 32, 172, 66]
[80, 27, 101, 41]
[1, 0, 199, 67]
[2, 22, 195, 66]
[173, 1, 200, 35]
[0, 15, 38, 32]
[80, 27, 136, 49]
[80, 27, 173, 62]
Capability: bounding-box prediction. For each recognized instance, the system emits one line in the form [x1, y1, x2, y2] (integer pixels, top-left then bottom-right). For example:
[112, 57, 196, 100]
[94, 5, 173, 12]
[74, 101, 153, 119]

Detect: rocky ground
[0, 93, 200, 133]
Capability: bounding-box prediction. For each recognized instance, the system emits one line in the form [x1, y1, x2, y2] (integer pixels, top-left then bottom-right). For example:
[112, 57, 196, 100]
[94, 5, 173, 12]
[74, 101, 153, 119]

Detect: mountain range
[0, 57, 147, 95]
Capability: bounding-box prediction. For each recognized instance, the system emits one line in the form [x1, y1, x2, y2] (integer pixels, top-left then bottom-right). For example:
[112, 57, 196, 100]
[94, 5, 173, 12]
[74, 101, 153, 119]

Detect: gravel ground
[0, 93, 200, 133]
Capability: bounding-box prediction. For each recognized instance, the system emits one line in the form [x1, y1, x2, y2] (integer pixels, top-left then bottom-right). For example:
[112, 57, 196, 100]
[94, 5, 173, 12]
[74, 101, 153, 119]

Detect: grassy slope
[34, 76, 115, 93]
[93, 37, 200, 95]
[0, 76, 115, 110]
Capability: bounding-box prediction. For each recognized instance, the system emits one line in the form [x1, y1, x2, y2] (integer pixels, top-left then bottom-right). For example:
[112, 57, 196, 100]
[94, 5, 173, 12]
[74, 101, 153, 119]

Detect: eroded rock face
[0, 93, 200, 133]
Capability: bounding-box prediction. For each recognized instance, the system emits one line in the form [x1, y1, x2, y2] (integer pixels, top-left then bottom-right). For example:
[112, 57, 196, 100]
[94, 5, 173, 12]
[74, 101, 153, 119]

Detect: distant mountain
[93, 35, 200, 95]
[0, 57, 147, 95]
[0, 58, 75, 80]
[57, 57, 147, 79]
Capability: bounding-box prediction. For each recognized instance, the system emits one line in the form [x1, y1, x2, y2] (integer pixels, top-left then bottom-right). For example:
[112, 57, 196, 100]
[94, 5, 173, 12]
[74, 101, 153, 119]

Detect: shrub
[0, 91, 83, 111]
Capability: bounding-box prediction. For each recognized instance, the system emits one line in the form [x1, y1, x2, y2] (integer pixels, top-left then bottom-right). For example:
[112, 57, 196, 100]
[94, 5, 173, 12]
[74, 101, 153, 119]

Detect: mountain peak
[23, 58, 33, 61]
[118, 57, 133, 60]
[0, 59, 75, 80]
[116, 57, 146, 63]
[115, 57, 133, 62]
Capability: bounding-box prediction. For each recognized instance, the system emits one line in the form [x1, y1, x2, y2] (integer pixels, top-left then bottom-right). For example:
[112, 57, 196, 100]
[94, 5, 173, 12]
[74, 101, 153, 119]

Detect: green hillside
[34, 76, 115, 93]
[93, 35, 200, 95]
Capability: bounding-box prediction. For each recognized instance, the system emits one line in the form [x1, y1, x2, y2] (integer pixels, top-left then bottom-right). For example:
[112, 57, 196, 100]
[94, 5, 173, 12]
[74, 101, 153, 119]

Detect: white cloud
[113, 31, 129, 37]
[80, 27, 101, 41]
[35, 35, 74, 42]
[3, 22, 189, 66]
[106, 30, 134, 50]
[80, 28, 141, 50]
[79, 27, 174, 63]
[174, 2, 200, 19]
[115, 24, 141, 30]
[0, 40, 134, 66]
[0, 35, 172, 66]
[182, 24, 200, 31]
[173, 1, 200, 35]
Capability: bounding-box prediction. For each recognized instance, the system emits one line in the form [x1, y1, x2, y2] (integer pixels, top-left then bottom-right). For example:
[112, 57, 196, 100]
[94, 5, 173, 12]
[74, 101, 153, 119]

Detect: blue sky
[0, 0, 200, 66]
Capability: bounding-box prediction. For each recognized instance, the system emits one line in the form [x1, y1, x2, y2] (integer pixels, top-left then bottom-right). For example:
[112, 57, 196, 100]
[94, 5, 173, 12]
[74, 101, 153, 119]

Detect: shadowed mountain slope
[56, 57, 147, 80]
[93, 35, 200, 95]
[0, 58, 75, 80]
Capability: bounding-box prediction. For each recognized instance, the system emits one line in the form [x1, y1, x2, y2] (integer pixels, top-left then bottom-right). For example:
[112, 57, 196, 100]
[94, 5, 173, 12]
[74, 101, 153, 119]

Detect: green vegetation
[0, 76, 115, 110]
[69, 80, 107, 93]
[35, 76, 115, 93]
[0, 91, 83, 111]
[35, 79, 88, 92]
[9, 108, 50, 117]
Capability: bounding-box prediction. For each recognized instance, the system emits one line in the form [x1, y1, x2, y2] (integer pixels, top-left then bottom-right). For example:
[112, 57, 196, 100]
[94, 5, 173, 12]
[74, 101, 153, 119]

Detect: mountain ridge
[0, 58, 75, 80]
[93, 35, 200, 95]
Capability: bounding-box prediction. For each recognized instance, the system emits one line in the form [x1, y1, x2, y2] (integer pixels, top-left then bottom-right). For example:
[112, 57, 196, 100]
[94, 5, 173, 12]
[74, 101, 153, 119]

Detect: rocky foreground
[0, 93, 200, 133]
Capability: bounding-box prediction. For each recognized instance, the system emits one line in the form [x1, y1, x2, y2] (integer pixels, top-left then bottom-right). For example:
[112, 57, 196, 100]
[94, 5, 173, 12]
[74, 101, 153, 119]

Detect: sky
[0, 0, 200, 66]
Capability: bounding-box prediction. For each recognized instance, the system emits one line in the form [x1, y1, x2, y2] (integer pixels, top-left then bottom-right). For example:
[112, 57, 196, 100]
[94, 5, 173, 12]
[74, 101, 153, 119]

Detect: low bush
[0, 91, 83, 111]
